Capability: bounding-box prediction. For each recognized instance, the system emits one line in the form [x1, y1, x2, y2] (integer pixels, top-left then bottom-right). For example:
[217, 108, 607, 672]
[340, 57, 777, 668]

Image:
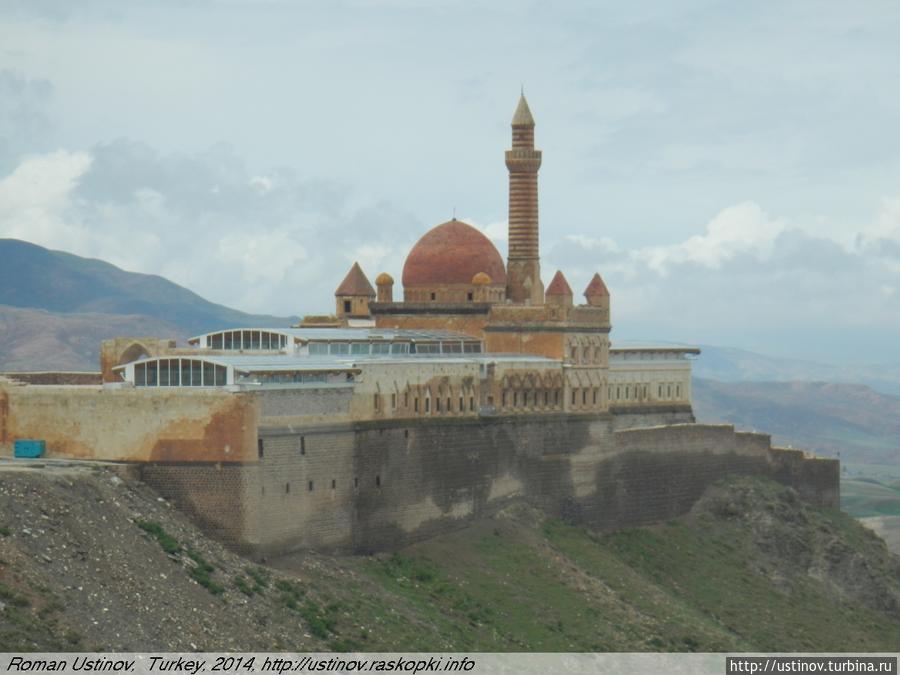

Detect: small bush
[0, 582, 30, 608]
[234, 575, 254, 597]
[247, 567, 269, 593]
[0, 525, 11, 537]
[136, 520, 181, 555]
[186, 548, 224, 595]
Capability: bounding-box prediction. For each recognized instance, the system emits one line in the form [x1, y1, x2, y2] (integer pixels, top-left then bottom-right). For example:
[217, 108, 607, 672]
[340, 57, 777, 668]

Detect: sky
[1, 0, 899, 364]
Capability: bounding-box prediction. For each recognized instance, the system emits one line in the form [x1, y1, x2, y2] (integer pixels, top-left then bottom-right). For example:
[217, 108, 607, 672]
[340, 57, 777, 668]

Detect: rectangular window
[582, 389, 587, 405]
[469, 396, 474, 411]
[425, 398, 430, 413]
[203, 361, 215, 387]
[331, 479, 336, 490]
[242, 330, 250, 350]
[572, 389, 577, 405]
[436, 398, 441, 412]
[257, 438, 264, 458]
[285, 482, 290, 494]
[308, 480, 314, 492]
[371, 343, 390, 355]
[343, 300, 352, 313]
[376, 475, 381, 487]
[502, 391, 507, 407]
[414, 398, 419, 412]
[191, 360, 202, 386]
[329, 342, 350, 355]
[593, 388, 598, 404]
[351, 342, 369, 355]
[467, 292, 473, 301]
[211, 333, 223, 349]
[300, 436, 306, 455]
[214, 364, 227, 386]
[181, 359, 191, 387]
[158, 360, 170, 386]
[459, 396, 464, 411]
[147, 360, 158, 386]
[223, 332, 233, 350]
[135, 362, 146, 387]
[374, 393, 380, 410]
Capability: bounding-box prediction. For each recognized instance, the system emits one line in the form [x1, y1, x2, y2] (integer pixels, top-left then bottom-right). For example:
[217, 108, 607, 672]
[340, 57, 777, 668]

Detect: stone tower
[505, 93, 544, 305]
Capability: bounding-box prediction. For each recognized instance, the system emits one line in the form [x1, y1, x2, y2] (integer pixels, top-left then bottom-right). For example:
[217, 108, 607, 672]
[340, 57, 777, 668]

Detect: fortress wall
[139, 463, 258, 550]
[612, 423, 758, 457]
[253, 428, 356, 554]
[768, 447, 840, 509]
[0, 382, 258, 463]
[235, 414, 836, 556]
[348, 416, 597, 552]
[611, 408, 695, 430]
[259, 387, 352, 418]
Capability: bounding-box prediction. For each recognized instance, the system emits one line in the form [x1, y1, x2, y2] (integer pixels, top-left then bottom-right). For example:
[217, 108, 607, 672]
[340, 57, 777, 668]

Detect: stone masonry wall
[233, 415, 839, 556]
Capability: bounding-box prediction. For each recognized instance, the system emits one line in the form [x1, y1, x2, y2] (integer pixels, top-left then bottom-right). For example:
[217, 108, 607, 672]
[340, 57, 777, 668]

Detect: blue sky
[1, 1, 899, 363]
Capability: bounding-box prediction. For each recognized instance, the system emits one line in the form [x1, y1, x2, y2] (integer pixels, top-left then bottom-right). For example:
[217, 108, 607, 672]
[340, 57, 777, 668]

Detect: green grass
[134, 520, 225, 596]
[0, 525, 11, 537]
[342, 479, 900, 652]
[135, 520, 182, 555]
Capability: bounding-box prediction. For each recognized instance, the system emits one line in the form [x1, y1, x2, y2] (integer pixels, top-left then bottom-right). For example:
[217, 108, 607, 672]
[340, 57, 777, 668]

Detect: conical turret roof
[512, 94, 535, 126]
[335, 262, 375, 297]
[584, 273, 609, 298]
[545, 270, 573, 296]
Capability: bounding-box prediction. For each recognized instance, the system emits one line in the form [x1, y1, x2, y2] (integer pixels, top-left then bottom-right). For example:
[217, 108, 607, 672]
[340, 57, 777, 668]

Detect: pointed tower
[505, 92, 544, 305]
[335, 262, 375, 318]
[545, 270, 573, 307]
[584, 273, 610, 312]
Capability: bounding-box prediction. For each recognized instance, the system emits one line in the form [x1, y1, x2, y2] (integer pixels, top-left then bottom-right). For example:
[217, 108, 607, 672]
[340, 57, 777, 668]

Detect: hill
[1, 464, 897, 652]
[695, 345, 900, 397]
[0, 305, 184, 372]
[692, 378, 900, 466]
[0, 239, 294, 371]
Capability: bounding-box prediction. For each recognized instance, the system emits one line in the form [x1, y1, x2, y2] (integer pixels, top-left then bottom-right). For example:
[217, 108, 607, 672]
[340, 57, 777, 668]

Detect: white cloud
[0, 149, 92, 250]
[634, 201, 786, 274]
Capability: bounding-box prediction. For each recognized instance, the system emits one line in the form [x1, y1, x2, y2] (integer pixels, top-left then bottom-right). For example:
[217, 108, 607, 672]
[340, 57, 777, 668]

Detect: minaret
[505, 92, 544, 305]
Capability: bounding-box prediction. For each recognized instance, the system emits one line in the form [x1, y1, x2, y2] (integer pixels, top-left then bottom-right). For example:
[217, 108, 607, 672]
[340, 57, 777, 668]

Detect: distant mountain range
[695, 344, 900, 397]
[0, 238, 294, 371]
[692, 378, 900, 466]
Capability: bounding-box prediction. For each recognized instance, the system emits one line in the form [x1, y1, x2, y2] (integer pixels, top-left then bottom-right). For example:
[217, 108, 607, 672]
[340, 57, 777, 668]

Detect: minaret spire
[505, 92, 543, 304]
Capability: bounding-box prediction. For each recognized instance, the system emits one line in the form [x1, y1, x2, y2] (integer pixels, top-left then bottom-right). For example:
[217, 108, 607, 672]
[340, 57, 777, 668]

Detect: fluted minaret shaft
[505, 94, 544, 304]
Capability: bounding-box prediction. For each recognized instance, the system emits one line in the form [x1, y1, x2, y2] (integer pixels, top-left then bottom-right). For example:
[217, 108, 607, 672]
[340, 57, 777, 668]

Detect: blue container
[14, 440, 45, 458]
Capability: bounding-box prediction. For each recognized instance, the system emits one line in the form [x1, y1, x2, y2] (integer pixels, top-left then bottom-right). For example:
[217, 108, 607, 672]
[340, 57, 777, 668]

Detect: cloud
[0, 150, 92, 250]
[0, 140, 423, 317]
[0, 70, 56, 173]
[635, 201, 785, 274]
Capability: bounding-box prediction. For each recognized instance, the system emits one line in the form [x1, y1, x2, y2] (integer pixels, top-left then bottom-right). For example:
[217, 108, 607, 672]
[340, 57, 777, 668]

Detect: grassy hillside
[1, 466, 897, 652]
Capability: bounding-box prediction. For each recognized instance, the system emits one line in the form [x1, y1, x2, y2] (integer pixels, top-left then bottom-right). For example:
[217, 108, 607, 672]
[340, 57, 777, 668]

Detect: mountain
[0, 305, 185, 372]
[0, 239, 293, 338]
[692, 378, 900, 466]
[0, 239, 295, 371]
[1, 468, 898, 651]
[695, 344, 900, 397]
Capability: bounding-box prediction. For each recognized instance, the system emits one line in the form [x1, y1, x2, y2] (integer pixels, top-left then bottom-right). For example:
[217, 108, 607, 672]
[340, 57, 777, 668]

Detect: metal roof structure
[114, 352, 559, 374]
[188, 327, 479, 344]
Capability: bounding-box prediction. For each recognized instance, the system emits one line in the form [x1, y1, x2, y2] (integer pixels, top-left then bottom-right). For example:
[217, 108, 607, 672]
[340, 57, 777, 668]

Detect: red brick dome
[402, 219, 507, 287]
